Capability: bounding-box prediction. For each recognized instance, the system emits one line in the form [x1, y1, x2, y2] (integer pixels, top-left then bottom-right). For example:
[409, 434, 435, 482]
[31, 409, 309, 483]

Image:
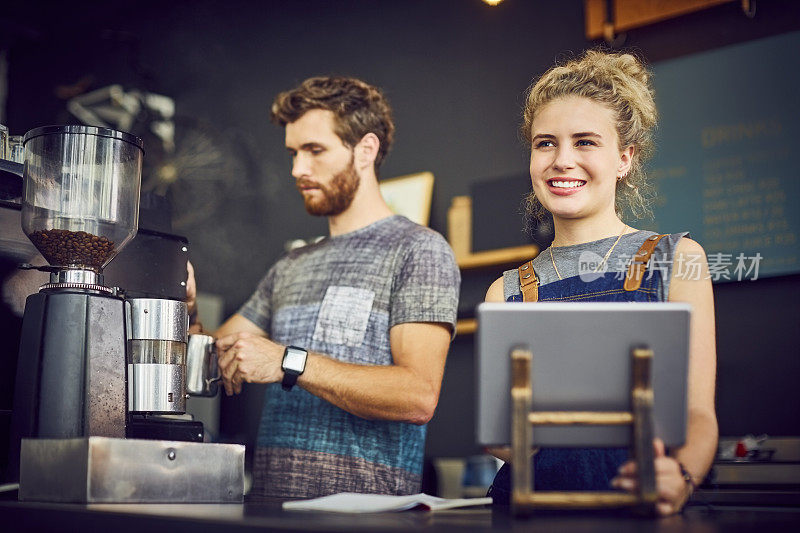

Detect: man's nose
[291, 155, 310, 179]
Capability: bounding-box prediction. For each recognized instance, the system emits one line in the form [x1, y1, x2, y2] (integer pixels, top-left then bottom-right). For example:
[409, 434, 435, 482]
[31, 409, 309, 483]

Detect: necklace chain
[549, 224, 629, 281]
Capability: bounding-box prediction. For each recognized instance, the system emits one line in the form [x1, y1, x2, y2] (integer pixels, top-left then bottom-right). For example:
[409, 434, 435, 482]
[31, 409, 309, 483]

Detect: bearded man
[187, 76, 460, 499]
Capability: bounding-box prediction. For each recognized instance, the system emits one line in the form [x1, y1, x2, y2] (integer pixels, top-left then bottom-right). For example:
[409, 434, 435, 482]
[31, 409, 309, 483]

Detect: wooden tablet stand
[510, 346, 657, 516]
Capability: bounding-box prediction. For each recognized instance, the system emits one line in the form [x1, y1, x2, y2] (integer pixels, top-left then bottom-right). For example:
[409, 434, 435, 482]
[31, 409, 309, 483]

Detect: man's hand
[211, 319, 451, 425]
[186, 261, 197, 315]
[186, 261, 204, 334]
[611, 438, 693, 516]
[216, 331, 285, 395]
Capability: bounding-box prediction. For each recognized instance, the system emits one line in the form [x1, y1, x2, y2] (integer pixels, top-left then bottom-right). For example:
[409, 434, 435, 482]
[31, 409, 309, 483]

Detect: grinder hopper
[19, 125, 143, 276]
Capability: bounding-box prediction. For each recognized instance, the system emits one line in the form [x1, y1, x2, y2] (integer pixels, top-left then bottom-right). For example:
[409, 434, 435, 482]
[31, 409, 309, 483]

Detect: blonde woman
[485, 50, 717, 516]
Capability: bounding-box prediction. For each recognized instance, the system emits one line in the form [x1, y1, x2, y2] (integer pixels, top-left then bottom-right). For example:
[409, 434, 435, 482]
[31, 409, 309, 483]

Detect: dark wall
[2, 0, 800, 462]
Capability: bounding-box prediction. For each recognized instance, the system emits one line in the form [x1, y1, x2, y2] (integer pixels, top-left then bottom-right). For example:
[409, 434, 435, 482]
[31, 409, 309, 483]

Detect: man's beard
[298, 158, 360, 217]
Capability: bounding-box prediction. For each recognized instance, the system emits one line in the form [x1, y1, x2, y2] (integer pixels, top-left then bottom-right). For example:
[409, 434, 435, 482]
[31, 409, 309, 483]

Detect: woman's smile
[547, 177, 587, 195]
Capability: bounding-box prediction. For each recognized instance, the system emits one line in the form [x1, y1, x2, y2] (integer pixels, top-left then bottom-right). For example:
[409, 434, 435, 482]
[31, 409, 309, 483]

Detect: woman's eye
[535, 140, 554, 148]
[576, 139, 596, 147]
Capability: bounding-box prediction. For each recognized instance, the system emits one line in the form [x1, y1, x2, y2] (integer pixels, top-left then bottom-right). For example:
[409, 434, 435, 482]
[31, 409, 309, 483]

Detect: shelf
[456, 318, 477, 336]
[456, 244, 539, 270]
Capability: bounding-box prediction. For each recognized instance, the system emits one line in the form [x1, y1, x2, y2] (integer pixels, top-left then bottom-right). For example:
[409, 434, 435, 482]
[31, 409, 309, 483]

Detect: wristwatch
[678, 462, 696, 493]
[281, 345, 308, 391]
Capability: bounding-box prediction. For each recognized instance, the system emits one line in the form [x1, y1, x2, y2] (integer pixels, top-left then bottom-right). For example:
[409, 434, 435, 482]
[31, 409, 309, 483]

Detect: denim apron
[488, 256, 665, 505]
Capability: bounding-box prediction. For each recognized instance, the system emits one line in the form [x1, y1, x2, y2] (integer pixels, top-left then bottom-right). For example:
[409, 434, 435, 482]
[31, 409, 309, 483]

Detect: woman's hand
[611, 438, 693, 516]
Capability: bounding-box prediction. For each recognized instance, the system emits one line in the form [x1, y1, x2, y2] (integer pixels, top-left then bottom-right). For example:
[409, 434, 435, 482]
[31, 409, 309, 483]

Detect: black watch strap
[281, 345, 307, 391]
[281, 369, 300, 391]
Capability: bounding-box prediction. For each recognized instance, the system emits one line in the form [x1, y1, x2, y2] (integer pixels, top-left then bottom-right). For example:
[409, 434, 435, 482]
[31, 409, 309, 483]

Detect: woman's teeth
[550, 180, 586, 188]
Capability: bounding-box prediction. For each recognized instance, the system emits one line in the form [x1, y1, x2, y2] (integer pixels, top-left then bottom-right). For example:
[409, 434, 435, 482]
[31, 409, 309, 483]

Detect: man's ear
[355, 133, 380, 170]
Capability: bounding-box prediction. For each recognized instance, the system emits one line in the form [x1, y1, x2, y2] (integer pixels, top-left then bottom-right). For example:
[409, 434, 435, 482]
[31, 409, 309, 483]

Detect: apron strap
[624, 234, 668, 292]
[518, 260, 539, 302]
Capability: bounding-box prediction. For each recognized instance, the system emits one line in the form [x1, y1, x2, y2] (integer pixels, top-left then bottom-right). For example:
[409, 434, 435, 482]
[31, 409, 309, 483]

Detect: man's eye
[576, 139, 596, 146]
[311, 148, 324, 155]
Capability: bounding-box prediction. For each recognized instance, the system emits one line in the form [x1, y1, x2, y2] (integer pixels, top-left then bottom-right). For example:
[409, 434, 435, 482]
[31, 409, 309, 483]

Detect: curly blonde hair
[522, 49, 658, 221]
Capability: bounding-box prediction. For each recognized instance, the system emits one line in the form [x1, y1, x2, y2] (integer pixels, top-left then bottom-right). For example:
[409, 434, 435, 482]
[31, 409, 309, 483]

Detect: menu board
[646, 31, 800, 281]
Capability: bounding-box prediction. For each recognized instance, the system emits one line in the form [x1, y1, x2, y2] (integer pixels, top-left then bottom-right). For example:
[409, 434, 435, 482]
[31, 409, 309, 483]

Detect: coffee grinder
[7, 126, 243, 502]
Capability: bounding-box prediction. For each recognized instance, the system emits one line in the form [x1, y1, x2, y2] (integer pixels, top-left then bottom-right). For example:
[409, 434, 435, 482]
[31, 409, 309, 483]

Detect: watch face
[283, 347, 307, 373]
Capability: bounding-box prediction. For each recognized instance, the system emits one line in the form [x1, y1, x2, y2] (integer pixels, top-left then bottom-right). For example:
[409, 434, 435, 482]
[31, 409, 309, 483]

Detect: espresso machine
[4, 126, 243, 503]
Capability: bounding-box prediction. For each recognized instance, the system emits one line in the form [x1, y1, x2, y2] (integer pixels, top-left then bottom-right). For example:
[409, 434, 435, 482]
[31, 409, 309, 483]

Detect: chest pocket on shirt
[312, 286, 375, 347]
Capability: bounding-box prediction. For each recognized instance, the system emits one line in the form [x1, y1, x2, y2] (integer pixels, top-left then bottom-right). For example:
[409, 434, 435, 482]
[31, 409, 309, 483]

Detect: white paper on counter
[282, 492, 492, 513]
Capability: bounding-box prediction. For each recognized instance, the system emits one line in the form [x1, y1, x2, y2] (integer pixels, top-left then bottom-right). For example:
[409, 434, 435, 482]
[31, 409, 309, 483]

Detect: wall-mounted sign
[647, 31, 800, 281]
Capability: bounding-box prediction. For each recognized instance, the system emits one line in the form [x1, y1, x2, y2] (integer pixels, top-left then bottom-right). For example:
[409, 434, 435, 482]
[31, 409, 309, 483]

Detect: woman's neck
[551, 214, 630, 247]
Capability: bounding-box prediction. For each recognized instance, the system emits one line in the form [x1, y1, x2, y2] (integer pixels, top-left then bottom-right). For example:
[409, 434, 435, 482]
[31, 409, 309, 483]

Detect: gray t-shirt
[503, 230, 689, 301]
[239, 215, 460, 498]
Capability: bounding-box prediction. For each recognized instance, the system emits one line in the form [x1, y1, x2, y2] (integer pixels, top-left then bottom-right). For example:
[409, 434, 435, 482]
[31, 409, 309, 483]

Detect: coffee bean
[29, 229, 116, 268]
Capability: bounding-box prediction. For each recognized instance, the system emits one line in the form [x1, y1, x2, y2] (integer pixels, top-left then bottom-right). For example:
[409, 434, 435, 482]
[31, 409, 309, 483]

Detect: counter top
[2, 494, 800, 533]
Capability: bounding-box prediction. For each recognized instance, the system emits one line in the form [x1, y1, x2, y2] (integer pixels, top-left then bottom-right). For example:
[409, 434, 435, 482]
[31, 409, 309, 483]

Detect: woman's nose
[552, 146, 576, 171]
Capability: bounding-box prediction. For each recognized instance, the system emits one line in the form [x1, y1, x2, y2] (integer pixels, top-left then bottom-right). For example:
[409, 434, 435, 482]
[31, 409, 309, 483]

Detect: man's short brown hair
[271, 76, 395, 170]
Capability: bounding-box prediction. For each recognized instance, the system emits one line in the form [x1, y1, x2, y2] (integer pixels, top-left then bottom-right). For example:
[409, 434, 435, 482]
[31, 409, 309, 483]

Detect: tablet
[475, 302, 690, 448]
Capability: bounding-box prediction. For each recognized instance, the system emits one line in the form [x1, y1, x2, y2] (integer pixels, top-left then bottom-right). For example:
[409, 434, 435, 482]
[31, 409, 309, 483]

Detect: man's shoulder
[381, 216, 451, 248]
[345, 215, 450, 253]
[270, 217, 454, 274]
